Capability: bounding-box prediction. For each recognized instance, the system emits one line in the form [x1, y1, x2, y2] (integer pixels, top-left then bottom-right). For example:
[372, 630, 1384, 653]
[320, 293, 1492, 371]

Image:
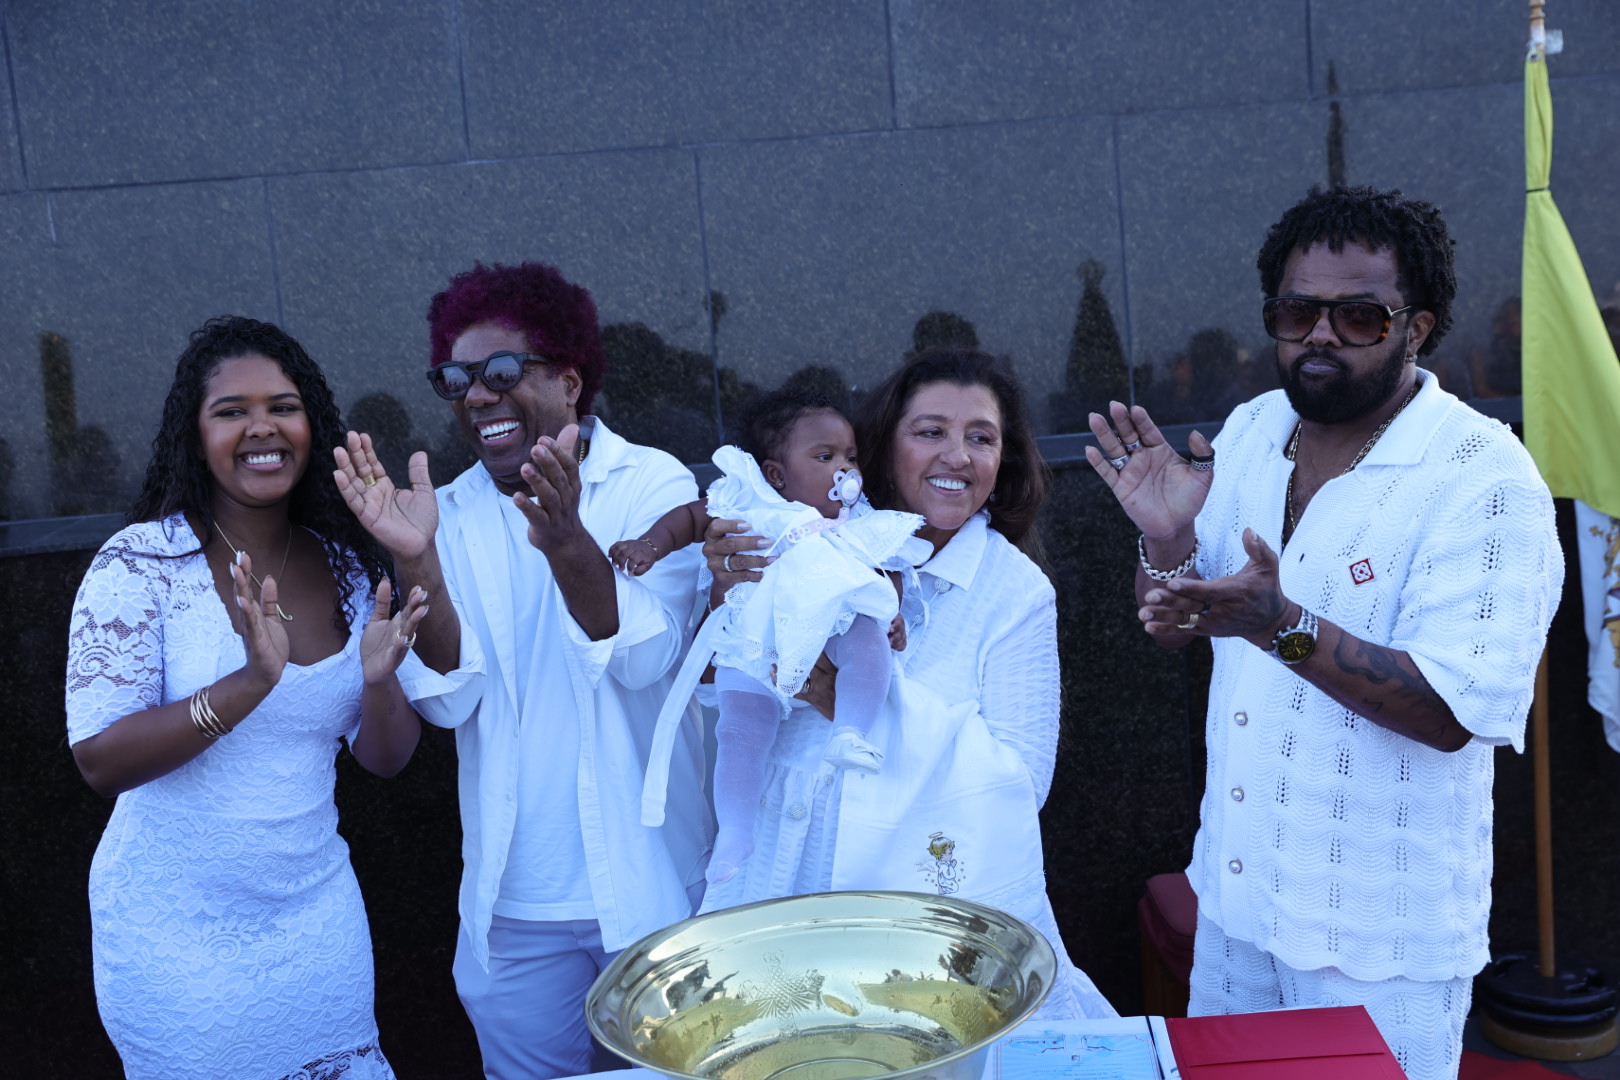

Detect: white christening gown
[640, 445, 925, 827]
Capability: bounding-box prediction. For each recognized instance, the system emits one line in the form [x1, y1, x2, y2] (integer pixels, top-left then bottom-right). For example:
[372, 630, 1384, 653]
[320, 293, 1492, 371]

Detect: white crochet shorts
[1188, 911, 1472, 1080]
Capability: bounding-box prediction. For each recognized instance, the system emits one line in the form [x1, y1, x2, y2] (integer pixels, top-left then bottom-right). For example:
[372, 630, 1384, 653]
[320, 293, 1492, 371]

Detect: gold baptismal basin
[586, 891, 1055, 1080]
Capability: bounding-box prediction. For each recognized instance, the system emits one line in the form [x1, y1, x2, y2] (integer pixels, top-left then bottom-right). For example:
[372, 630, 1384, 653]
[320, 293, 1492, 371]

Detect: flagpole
[1532, 651, 1555, 978]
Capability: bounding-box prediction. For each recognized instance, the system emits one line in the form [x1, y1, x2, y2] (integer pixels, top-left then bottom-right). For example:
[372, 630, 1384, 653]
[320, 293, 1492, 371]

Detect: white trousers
[1189, 912, 1472, 1080]
[453, 915, 619, 1080]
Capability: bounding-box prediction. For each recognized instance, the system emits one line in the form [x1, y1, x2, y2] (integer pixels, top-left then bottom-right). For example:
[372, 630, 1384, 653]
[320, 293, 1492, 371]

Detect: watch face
[1276, 630, 1315, 664]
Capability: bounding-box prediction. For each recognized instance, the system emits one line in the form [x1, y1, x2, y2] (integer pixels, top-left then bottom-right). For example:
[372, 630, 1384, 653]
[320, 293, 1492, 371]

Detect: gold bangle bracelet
[189, 684, 230, 738]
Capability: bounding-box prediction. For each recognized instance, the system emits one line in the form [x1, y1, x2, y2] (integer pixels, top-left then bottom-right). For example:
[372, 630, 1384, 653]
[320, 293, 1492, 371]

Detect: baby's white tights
[706, 615, 893, 883]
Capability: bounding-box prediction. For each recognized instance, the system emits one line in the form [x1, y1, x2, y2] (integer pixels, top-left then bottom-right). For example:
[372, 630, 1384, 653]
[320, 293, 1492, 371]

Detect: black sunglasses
[1262, 296, 1414, 347]
[426, 351, 553, 401]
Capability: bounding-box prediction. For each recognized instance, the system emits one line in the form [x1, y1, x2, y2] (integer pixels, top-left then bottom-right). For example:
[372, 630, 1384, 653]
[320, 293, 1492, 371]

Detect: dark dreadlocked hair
[734, 385, 845, 465]
[1256, 185, 1456, 356]
[128, 315, 392, 633]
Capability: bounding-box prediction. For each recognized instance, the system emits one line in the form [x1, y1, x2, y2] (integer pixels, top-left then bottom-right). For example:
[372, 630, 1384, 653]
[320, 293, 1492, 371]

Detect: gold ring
[1176, 612, 1200, 630]
[397, 631, 417, 647]
[363, 475, 377, 488]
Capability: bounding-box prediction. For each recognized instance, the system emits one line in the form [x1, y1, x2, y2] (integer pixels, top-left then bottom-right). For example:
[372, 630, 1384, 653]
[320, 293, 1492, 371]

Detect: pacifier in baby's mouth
[828, 468, 863, 507]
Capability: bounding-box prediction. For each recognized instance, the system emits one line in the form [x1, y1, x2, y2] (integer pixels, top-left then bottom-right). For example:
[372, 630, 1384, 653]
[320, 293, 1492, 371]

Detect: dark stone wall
[2, 1, 1618, 520]
[7, 469, 1617, 1076]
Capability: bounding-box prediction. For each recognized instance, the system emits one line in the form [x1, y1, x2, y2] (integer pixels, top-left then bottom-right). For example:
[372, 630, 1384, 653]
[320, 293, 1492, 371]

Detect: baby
[614, 388, 924, 883]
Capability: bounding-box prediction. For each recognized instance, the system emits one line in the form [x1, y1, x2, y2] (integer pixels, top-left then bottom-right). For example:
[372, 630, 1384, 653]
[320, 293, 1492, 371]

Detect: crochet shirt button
[1233, 711, 1248, 726]
[788, 804, 808, 820]
[1228, 859, 1243, 874]
[1230, 787, 1244, 802]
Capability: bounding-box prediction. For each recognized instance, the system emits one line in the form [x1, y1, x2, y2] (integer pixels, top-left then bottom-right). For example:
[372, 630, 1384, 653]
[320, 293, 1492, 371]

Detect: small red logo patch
[1349, 559, 1375, 585]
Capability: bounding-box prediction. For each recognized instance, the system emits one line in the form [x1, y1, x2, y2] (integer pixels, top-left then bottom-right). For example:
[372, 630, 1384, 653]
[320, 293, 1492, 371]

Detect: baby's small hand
[888, 614, 908, 652]
[609, 539, 656, 576]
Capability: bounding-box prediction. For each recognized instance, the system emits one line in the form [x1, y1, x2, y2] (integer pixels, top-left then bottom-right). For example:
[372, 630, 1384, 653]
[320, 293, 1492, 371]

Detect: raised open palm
[334, 431, 438, 561]
[1086, 401, 1214, 539]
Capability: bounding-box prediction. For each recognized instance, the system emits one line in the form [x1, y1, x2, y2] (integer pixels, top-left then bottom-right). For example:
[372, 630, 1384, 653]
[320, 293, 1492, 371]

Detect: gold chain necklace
[214, 521, 295, 622]
[1283, 383, 1419, 544]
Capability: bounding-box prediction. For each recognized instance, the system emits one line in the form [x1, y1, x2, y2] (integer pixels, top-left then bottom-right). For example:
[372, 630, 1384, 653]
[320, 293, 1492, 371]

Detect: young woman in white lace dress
[65, 316, 429, 1080]
[697, 350, 1117, 1020]
[615, 389, 923, 886]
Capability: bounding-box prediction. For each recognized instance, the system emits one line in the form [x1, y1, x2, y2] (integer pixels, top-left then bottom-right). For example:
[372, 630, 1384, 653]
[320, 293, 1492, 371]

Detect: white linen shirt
[1190, 370, 1561, 982]
[399, 417, 712, 967]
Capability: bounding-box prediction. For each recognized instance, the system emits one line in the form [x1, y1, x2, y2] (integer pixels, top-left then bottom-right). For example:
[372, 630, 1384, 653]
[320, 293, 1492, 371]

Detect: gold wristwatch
[1269, 607, 1319, 665]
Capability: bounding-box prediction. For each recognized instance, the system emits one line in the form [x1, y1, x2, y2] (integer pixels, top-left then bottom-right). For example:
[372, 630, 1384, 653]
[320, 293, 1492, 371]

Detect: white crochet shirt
[1190, 370, 1561, 982]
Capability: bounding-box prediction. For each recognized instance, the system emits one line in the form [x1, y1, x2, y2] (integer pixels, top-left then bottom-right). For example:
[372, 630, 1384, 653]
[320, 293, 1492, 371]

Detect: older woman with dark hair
[65, 315, 428, 1079]
[699, 347, 1116, 1019]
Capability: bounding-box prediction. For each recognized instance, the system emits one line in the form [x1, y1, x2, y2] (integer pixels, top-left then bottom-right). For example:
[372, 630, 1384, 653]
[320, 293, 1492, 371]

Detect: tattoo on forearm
[1332, 636, 1456, 745]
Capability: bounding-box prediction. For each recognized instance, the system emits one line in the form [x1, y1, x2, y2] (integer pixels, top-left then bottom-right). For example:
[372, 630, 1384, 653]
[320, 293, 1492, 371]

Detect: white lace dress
[704, 445, 924, 697]
[65, 516, 395, 1080]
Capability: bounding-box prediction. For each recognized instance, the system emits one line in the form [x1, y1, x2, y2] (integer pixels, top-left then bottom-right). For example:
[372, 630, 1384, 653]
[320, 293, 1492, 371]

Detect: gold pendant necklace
[1283, 383, 1419, 544]
[214, 521, 295, 622]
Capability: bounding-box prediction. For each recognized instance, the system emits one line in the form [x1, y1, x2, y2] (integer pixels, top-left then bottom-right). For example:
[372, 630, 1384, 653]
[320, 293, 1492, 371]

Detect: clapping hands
[334, 432, 438, 561]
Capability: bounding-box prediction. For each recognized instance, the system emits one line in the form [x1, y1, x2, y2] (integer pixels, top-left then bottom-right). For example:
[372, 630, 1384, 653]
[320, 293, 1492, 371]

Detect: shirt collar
[1262, 367, 1449, 466]
[916, 510, 990, 591]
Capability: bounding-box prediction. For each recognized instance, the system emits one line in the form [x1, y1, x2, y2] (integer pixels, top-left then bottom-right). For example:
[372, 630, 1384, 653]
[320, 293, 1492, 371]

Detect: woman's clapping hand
[231, 552, 290, 692]
[360, 578, 431, 686]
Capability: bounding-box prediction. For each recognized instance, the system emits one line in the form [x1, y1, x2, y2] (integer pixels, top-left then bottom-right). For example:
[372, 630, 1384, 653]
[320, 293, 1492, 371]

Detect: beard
[1278, 342, 1409, 424]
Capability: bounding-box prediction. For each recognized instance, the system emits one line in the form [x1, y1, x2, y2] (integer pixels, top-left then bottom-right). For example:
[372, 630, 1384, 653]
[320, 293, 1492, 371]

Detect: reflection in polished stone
[1048, 262, 1129, 434]
[345, 393, 415, 486]
[1465, 297, 1522, 400]
[42, 332, 123, 518]
[1149, 328, 1273, 427]
[600, 321, 731, 466]
[0, 438, 12, 522]
[907, 311, 980, 357]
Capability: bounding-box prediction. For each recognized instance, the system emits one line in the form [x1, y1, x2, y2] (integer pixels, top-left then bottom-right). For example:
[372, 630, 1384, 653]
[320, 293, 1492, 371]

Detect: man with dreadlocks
[1085, 186, 1561, 1080]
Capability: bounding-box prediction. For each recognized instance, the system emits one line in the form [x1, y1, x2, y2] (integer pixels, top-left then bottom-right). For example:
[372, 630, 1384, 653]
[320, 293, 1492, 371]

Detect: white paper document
[987, 1017, 1177, 1080]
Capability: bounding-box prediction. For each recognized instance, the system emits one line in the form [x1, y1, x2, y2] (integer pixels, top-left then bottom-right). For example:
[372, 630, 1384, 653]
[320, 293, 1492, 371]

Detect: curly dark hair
[128, 315, 391, 633]
[734, 386, 844, 464]
[426, 261, 606, 415]
[1256, 185, 1456, 356]
[856, 348, 1048, 552]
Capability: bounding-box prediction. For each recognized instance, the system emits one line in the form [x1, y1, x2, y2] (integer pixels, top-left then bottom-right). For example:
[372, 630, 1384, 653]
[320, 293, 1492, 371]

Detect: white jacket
[400, 417, 713, 966]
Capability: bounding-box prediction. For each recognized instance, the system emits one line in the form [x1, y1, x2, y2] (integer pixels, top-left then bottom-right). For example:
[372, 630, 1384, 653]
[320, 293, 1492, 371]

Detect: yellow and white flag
[1520, 47, 1620, 749]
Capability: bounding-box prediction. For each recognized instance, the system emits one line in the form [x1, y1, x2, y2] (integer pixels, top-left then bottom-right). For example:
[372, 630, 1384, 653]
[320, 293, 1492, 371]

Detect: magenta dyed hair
[426, 261, 607, 415]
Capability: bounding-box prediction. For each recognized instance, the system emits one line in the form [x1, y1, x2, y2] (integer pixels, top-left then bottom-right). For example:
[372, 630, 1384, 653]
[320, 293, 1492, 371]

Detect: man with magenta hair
[336, 262, 712, 1079]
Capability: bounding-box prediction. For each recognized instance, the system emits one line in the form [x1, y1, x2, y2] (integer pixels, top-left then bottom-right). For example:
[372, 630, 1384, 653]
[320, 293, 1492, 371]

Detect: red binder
[1164, 1005, 1407, 1078]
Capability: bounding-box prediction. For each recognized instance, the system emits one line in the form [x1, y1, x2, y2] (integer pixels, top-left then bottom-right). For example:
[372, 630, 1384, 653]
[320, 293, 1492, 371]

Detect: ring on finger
[396, 630, 417, 647]
[1123, 439, 1143, 452]
[1107, 453, 1129, 471]
[1176, 611, 1200, 630]
[363, 474, 377, 487]
[723, 553, 736, 573]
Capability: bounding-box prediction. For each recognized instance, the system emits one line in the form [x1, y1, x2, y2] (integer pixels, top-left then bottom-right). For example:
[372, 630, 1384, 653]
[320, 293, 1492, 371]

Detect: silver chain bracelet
[1138, 535, 1198, 581]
